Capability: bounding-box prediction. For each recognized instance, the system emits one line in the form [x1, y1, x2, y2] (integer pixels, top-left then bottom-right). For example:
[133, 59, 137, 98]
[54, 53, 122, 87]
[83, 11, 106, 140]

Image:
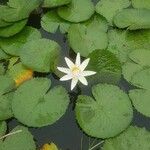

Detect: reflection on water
[1, 0, 150, 149]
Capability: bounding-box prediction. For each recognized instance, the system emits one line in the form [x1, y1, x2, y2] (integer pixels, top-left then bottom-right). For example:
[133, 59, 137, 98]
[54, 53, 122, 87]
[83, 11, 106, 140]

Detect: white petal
[79, 76, 88, 86]
[71, 78, 78, 90]
[81, 71, 96, 77]
[60, 75, 72, 81]
[75, 53, 81, 66]
[57, 67, 70, 74]
[65, 57, 75, 69]
[80, 58, 90, 71]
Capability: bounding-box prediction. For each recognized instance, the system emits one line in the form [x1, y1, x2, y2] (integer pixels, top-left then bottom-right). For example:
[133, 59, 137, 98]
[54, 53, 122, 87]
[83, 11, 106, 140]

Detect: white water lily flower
[57, 53, 96, 90]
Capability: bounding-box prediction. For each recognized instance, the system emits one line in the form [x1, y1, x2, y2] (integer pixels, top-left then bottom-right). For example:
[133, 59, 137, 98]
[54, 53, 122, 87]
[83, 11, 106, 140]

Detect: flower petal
[57, 67, 70, 74]
[60, 75, 72, 81]
[65, 57, 75, 69]
[79, 76, 88, 86]
[80, 58, 90, 71]
[71, 78, 78, 90]
[75, 53, 81, 66]
[81, 71, 96, 77]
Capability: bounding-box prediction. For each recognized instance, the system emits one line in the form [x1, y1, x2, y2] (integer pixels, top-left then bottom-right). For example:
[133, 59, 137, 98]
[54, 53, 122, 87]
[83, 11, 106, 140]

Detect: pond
[0, 0, 150, 150]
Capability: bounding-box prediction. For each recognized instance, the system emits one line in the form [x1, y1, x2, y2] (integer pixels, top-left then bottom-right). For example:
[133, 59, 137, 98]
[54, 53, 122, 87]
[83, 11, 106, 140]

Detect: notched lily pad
[57, 0, 95, 23]
[88, 49, 122, 84]
[41, 10, 71, 34]
[75, 84, 133, 138]
[0, 26, 41, 56]
[0, 126, 36, 150]
[12, 78, 69, 127]
[96, 0, 130, 25]
[43, 0, 71, 8]
[103, 126, 150, 150]
[20, 39, 61, 73]
[113, 8, 150, 30]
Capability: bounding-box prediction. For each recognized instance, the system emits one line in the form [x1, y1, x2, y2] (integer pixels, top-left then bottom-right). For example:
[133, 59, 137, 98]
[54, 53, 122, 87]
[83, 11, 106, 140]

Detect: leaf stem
[89, 141, 104, 150]
[0, 130, 22, 140]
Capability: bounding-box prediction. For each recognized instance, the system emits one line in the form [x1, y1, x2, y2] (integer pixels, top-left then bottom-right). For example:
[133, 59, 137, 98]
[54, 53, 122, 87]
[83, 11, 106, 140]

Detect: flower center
[71, 66, 80, 76]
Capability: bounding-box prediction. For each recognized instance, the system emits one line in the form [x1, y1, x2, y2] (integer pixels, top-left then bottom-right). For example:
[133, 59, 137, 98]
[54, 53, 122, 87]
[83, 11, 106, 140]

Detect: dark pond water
[1, 0, 150, 149]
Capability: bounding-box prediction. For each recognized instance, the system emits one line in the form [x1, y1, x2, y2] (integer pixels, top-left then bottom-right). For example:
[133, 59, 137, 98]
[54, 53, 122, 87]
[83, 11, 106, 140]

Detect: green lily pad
[129, 49, 150, 67]
[87, 49, 122, 84]
[75, 84, 133, 138]
[131, 68, 150, 89]
[113, 8, 150, 30]
[0, 49, 10, 60]
[103, 126, 150, 150]
[95, 0, 130, 25]
[20, 39, 60, 73]
[0, 0, 42, 22]
[12, 78, 69, 127]
[43, 0, 71, 8]
[57, 0, 95, 23]
[107, 29, 150, 63]
[0, 121, 7, 136]
[41, 10, 71, 34]
[131, 0, 150, 9]
[68, 23, 108, 57]
[0, 26, 41, 56]
[122, 62, 143, 84]
[0, 64, 5, 75]
[129, 89, 150, 117]
[0, 126, 36, 150]
[0, 19, 27, 38]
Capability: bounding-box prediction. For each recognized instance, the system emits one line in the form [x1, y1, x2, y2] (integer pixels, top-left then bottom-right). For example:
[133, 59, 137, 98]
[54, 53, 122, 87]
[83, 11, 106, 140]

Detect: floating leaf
[96, 0, 130, 25]
[12, 78, 69, 127]
[129, 89, 150, 117]
[57, 0, 95, 23]
[0, 19, 27, 37]
[41, 143, 58, 150]
[41, 10, 71, 34]
[7, 62, 33, 87]
[75, 84, 133, 138]
[114, 8, 150, 30]
[0, 126, 36, 150]
[129, 49, 150, 67]
[0, 26, 41, 56]
[68, 23, 108, 57]
[131, 0, 150, 9]
[43, 0, 71, 8]
[0, 64, 5, 75]
[0, 121, 7, 136]
[103, 126, 150, 150]
[87, 49, 122, 84]
[0, 49, 10, 60]
[20, 39, 61, 73]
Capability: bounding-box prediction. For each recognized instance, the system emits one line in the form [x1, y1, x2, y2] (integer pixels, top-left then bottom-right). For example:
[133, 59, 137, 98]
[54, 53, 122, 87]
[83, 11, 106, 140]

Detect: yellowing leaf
[41, 143, 58, 150]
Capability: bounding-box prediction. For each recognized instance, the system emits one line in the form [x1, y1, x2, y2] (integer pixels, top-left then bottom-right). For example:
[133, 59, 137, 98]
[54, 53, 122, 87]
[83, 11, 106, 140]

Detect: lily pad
[68, 23, 108, 57]
[113, 8, 150, 30]
[57, 0, 95, 23]
[0, 19, 27, 37]
[12, 78, 69, 127]
[129, 49, 150, 67]
[87, 49, 122, 84]
[75, 84, 133, 138]
[20, 39, 61, 73]
[95, 0, 130, 25]
[0, 26, 41, 56]
[41, 10, 71, 34]
[43, 0, 71, 8]
[0, 49, 10, 60]
[0, 121, 7, 136]
[0, 64, 5, 75]
[130, 68, 150, 89]
[103, 126, 150, 150]
[131, 0, 150, 9]
[129, 89, 150, 117]
[0, 126, 36, 150]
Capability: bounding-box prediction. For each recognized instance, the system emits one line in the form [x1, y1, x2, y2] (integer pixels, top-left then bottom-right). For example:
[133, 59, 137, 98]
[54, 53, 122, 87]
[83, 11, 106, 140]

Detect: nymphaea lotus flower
[57, 53, 96, 90]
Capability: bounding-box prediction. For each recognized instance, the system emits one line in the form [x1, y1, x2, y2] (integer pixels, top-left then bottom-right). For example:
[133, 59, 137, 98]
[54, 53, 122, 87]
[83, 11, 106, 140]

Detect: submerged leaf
[12, 78, 69, 127]
[114, 8, 150, 30]
[75, 84, 133, 138]
[57, 0, 95, 23]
